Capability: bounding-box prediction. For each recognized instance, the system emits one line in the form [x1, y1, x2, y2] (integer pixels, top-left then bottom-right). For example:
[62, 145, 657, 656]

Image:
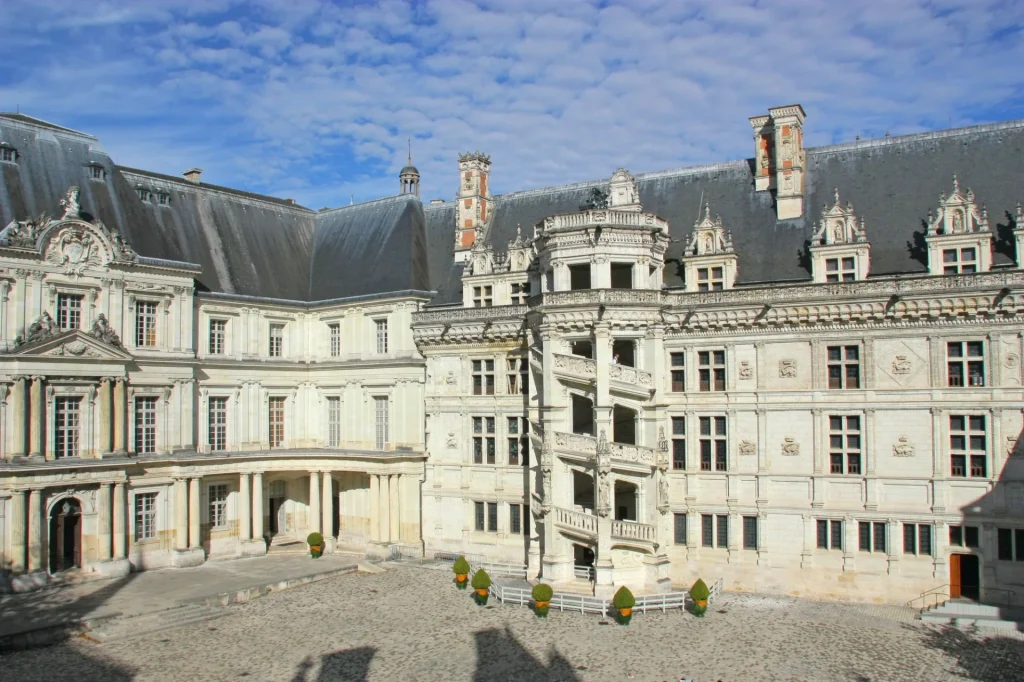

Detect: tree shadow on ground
[0, 643, 137, 682]
[473, 626, 581, 682]
[911, 623, 1024, 681]
[291, 647, 376, 682]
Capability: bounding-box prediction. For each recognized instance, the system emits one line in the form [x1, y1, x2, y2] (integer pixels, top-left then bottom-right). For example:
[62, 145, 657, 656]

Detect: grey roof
[424, 119, 1024, 304]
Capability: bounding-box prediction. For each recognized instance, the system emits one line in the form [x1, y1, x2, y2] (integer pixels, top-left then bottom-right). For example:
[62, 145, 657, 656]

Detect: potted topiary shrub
[690, 578, 710, 616]
[471, 568, 492, 605]
[532, 583, 553, 618]
[612, 586, 635, 625]
[307, 532, 324, 558]
[453, 555, 471, 590]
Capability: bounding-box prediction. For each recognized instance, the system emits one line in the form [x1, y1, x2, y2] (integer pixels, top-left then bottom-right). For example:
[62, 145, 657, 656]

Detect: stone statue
[658, 474, 669, 514]
[580, 187, 609, 211]
[60, 186, 81, 220]
[88, 313, 123, 348]
[111, 232, 136, 261]
[15, 311, 60, 347]
[597, 473, 611, 518]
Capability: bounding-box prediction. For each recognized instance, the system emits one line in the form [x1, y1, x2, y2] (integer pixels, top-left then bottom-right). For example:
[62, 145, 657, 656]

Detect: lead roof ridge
[316, 193, 417, 215]
[0, 112, 99, 141]
[119, 166, 316, 213]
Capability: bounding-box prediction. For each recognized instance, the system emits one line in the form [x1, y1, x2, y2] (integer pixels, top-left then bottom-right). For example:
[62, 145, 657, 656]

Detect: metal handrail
[979, 586, 1019, 607]
[907, 583, 1021, 610]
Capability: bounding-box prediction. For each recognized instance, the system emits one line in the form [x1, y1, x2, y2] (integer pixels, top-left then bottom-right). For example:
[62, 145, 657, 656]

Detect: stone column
[98, 378, 112, 454]
[113, 482, 127, 559]
[27, 488, 42, 572]
[113, 379, 127, 454]
[389, 474, 400, 543]
[174, 478, 188, 551]
[308, 471, 321, 535]
[98, 483, 113, 561]
[29, 376, 44, 457]
[321, 472, 334, 539]
[10, 490, 26, 572]
[238, 472, 251, 542]
[188, 478, 201, 549]
[380, 474, 391, 543]
[11, 376, 27, 457]
[369, 474, 380, 542]
[252, 472, 265, 540]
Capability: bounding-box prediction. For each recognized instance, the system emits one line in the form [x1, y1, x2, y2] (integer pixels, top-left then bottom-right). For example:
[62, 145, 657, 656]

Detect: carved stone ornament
[445, 371, 458, 385]
[657, 473, 670, 515]
[88, 314, 123, 348]
[684, 203, 734, 257]
[778, 359, 797, 379]
[781, 437, 800, 456]
[658, 426, 668, 453]
[47, 340, 101, 358]
[1, 213, 48, 248]
[738, 361, 753, 380]
[1005, 354, 1019, 369]
[48, 227, 97, 277]
[13, 311, 60, 348]
[892, 436, 915, 457]
[739, 440, 757, 456]
[597, 471, 611, 518]
[892, 355, 912, 376]
[446, 432, 457, 449]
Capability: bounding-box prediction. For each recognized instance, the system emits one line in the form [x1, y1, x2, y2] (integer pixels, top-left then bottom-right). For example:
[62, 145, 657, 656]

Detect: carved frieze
[781, 437, 800, 456]
[892, 436, 915, 457]
[778, 359, 797, 378]
[738, 361, 753, 380]
[891, 355, 912, 376]
[739, 440, 757, 456]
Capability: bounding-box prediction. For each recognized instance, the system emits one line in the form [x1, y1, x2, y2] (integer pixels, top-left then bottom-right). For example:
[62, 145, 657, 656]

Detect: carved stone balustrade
[412, 304, 527, 325]
[554, 506, 598, 538]
[540, 209, 670, 233]
[611, 519, 656, 543]
[608, 363, 654, 397]
[608, 441, 657, 465]
[553, 431, 598, 455]
[552, 352, 596, 380]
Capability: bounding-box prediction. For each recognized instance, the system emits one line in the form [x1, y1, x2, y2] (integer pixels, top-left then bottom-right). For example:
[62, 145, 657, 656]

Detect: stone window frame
[47, 382, 95, 460]
[471, 357, 496, 396]
[695, 265, 725, 291]
[670, 415, 686, 470]
[127, 386, 171, 456]
[509, 503, 522, 535]
[941, 246, 978, 275]
[858, 520, 888, 553]
[133, 394, 159, 454]
[134, 299, 159, 348]
[948, 524, 980, 549]
[472, 500, 499, 533]
[949, 413, 988, 478]
[700, 513, 729, 549]
[328, 322, 342, 358]
[996, 528, 1024, 561]
[0, 145, 18, 163]
[53, 395, 83, 459]
[207, 317, 229, 356]
[827, 413, 863, 476]
[472, 284, 493, 308]
[673, 512, 687, 545]
[823, 255, 858, 282]
[826, 343, 862, 390]
[56, 291, 85, 331]
[668, 351, 685, 392]
[945, 339, 986, 388]
[206, 482, 230, 530]
[742, 515, 759, 550]
[268, 322, 285, 358]
[202, 390, 234, 453]
[373, 316, 389, 355]
[267, 394, 286, 449]
[902, 522, 933, 556]
[87, 164, 106, 181]
[131, 487, 163, 544]
[506, 415, 528, 466]
[697, 414, 728, 472]
[510, 281, 529, 305]
[325, 394, 342, 448]
[370, 392, 391, 451]
[472, 415, 496, 465]
[696, 348, 727, 392]
[505, 354, 528, 395]
[816, 518, 844, 551]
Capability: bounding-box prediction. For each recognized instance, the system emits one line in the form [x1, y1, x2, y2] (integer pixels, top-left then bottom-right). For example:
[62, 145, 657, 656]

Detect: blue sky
[1, 0, 1022, 209]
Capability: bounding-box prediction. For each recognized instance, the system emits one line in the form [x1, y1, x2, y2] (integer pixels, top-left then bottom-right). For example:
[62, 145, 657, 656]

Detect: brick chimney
[183, 168, 203, 185]
[454, 152, 492, 261]
[749, 105, 807, 220]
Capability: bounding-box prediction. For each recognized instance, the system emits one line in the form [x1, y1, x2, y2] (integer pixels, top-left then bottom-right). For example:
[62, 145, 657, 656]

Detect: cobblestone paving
[3, 563, 1023, 682]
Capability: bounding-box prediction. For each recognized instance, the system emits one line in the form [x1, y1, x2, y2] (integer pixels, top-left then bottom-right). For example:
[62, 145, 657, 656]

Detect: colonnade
[367, 473, 403, 544]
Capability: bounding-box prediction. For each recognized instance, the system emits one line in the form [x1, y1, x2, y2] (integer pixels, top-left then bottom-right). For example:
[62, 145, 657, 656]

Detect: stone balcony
[553, 506, 598, 539]
[541, 208, 669, 233]
[608, 363, 654, 398]
[611, 519, 656, 544]
[551, 352, 596, 381]
[552, 432, 658, 467]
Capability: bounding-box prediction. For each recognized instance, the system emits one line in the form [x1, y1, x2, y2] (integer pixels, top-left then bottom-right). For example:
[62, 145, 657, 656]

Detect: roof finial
[833, 187, 840, 206]
[704, 201, 710, 221]
[407, 137, 412, 166]
[952, 174, 960, 194]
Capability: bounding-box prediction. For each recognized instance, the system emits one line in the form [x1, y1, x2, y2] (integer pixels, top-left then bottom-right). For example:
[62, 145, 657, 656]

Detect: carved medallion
[778, 359, 797, 379]
[892, 355, 912, 375]
[892, 436, 915, 457]
[739, 440, 757, 456]
[781, 437, 800, 456]
[738, 361, 753, 380]
[446, 432, 457, 449]
[1005, 354, 1019, 369]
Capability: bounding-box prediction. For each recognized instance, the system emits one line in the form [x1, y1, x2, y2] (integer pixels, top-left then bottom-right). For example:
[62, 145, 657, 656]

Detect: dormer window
[943, 247, 976, 275]
[681, 203, 738, 293]
[473, 285, 493, 307]
[810, 189, 870, 283]
[697, 266, 724, 291]
[88, 164, 106, 181]
[924, 176, 992, 276]
[156, 192, 170, 206]
[136, 187, 151, 202]
[0, 147, 16, 163]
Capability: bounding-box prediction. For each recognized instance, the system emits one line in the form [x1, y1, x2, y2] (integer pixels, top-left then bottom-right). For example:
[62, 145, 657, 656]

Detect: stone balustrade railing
[609, 441, 657, 465]
[412, 304, 527, 325]
[552, 352, 596, 378]
[541, 209, 669, 233]
[553, 431, 597, 455]
[609, 363, 654, 389]
[611, 519, 656, 543]
[554, 506, 599, 536]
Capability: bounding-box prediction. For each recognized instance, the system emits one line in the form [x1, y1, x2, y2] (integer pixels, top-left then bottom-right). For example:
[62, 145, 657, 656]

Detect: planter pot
[455, 578, 468, 590]
[615, 608, 632, 626]
[455, 574, 468, 584]
[310, 545, 322, 558]
[692, 600, 707, 617]
[533, 601, 550, 618]
[474, 589, 489, 606]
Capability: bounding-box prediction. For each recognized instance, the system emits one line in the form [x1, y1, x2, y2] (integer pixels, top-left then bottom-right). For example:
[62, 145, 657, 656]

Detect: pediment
[9, 330, 133, 360]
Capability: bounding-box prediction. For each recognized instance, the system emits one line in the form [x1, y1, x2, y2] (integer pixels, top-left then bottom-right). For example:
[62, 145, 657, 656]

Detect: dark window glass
[998, 528, 1013, 560]
[701, 514, 713, 547]
[743, 516, 758, 550]
[674, 513, 687, 545]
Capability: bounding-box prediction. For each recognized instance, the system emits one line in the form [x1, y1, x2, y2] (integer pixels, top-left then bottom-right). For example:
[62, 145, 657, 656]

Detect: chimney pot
[183, 168, 203, 184]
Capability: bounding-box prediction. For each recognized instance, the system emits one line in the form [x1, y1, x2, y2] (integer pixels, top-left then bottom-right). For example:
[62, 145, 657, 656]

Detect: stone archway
[49, 497, 82, 573]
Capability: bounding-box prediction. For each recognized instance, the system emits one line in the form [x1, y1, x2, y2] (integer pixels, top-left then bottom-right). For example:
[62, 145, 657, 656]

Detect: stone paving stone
[2, 563, 1022, 681]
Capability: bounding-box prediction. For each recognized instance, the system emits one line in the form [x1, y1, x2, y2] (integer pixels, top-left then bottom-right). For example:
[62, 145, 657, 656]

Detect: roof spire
[407, 137, 412, 166]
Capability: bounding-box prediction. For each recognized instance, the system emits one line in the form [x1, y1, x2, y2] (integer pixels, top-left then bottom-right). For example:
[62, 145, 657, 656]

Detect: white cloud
[0, 0, 1022, 208]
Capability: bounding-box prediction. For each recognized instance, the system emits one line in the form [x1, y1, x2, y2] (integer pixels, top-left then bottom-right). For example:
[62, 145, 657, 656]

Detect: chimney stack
[183, 168, 203, 185]
[749, 105, 807, 220]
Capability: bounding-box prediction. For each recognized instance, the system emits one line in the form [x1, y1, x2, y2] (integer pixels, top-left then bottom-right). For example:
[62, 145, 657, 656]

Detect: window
[943, 247, 977, 275]
[374, 396, 388, 450]
[473, 416, 496, 464]
[670, 352, 685, 392]
[475, 501, 498, 532]
[472, 285, 493, 307]
[701, 514, 728, 548]
[816, 519, 844, 550]
[209, 397, 227, 451]
[511, 282, 529, 305]
[996, 528, 1024, 561]
[134, 397, 157, 454]
[701, 514, 714, 547]
[698, 351, 726, 391]
[269, 397, 285, 448]
[56, 294, 83, 330]
[827, 346, 860, 389]
[506, 357, 528, 395]
[156, 193, 170, 206]
[375, 319, 388, 354]
[947, 341, 985, 387]
[696, 266, 724, 292]
[329, 323, 341, 357]
[327, 397, 341, 447]
[949, 525, 980, 548]
[829, 416, 862, 475]
[903, 523, 932, 556]
[209, 319, 226, 355]
[475, 502, 485, 531]
[825, 256, 857, 282]
[507, 416, 527, 465]
[269, 324, 284, 358]
[0, 147, 16, 163]
[136, 187, 151, 202]
[134, 301, 157, 347]
[717, 514, 729, 548]
[472, 359, 495, 395]
[950, 415, 987, 478]
[510, 504, 522, 534]
[671, 417, 686, 470]
[208, 484, 228, 529]
[88, 164, 106, 180]
[134, 492, 157, 541]
[743, 516, 758, 550]
[488, 502, 498, 532]
[699, 416, 727, 471]
[54, 397, 81, 458]
[674, 514, 687, 545]
[859, 521, 887, 553]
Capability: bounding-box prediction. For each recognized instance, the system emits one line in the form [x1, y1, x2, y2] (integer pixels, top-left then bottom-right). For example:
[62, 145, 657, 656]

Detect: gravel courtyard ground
[2, 562, 1023, 682]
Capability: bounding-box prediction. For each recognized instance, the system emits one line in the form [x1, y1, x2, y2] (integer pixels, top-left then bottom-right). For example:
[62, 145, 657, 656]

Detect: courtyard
[1, 562, 1023, 681]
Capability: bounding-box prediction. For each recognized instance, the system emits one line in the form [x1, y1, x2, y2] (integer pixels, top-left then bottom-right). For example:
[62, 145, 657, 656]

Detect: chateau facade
[1, 108, 1023, 604]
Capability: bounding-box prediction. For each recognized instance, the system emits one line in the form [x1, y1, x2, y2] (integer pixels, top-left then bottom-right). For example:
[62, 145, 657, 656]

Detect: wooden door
[72, 515, 82, 567]
[950, 553, 962, 598]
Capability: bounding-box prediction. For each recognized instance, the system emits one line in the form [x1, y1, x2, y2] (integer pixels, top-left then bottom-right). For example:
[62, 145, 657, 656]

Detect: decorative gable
[924, 176, 992, 275]
[608, 169, 641, 211]
[9, 327, 132, 361]
[681, 203, 738, 292]
[809, 189, 870, 282]
[1015, 202, 1024, 268]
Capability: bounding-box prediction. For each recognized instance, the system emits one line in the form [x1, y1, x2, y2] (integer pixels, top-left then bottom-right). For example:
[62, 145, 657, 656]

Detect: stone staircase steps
[88, 604, 228, 643]
[920, 600, 1024, 631]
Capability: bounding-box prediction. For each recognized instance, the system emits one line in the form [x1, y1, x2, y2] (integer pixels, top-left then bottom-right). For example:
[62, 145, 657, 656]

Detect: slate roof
[3, 112, 1023, 307]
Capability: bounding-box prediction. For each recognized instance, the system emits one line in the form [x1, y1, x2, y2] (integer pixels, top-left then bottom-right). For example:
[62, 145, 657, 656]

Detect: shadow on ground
[473, 627, 581, 682]
[913, 623, 1024, 681]
[292, 647, 376, 682]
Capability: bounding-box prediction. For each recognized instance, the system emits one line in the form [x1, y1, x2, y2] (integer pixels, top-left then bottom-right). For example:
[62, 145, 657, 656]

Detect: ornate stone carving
[657, 473, 670, 515]
[778, 359, 797, 378]
[1, 214, 47, 248]
[781, 437, 800, 456]
[553, 352, 596, 378]
[88, 314, 123, 348]
[892, 355, 912, 375]
[609, 362, 653, 388]
[892, 436, 915, 457]
[59, 186, 82, 220]
[811, 189, 867, 245]
[685, 203, 734, 257]
[13, 311, 60, 348]
[445, 371, 458, 385]
[1005, 353, 1019, 369]
[739, 440, 757, 456]
[47, 340, 101, 358]
[738, 361, 753, 380]
[446, 432, 457, 449]
[927, 176, 989, 236]
[47, 226, 98, 277]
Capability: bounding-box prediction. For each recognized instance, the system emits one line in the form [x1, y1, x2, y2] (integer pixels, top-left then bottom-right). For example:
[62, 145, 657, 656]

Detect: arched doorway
[49, 498, 82, 573]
